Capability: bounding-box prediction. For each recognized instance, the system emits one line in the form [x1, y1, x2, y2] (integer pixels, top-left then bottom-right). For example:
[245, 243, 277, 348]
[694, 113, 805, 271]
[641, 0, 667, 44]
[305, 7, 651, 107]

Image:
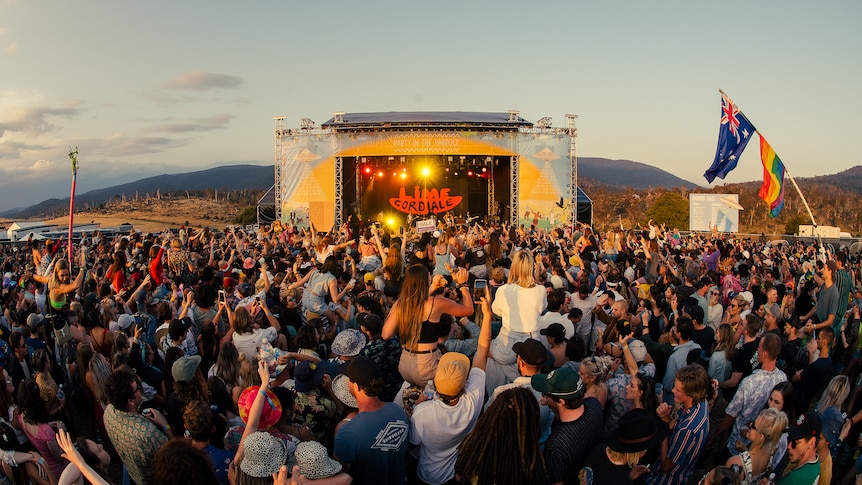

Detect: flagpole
[68, 147, 79, 264]
[752, 127, 824, 247]
[784, 167, 823, 245]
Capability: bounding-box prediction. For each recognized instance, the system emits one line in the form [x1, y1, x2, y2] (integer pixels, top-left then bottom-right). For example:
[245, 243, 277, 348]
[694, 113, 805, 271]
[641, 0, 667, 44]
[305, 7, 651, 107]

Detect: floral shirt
[604, 363, 656, 432]
[359, 336, 403, 402]
[293, 389, 339, 442]
[103, 404, 167, 485]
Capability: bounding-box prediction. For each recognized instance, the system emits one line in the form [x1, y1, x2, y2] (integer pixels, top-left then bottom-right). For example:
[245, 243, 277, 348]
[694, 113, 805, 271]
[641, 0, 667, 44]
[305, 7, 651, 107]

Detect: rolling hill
[1, 158, 696, 219]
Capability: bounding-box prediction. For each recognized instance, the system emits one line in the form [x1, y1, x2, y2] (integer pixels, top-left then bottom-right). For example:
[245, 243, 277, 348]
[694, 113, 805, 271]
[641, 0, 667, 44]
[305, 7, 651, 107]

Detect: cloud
[163, 71, 242, 91]
[0, 139, 51, 159]
[3, 42, 15, 54]
[149, 113, 234, 133]
[0, 104, 79, 137]
[91, 133, 189, 157]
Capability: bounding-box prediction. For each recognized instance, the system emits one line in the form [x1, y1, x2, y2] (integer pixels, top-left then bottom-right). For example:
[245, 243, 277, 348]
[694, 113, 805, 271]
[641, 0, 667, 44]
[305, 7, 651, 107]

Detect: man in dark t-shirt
[533, 367, 604, 484]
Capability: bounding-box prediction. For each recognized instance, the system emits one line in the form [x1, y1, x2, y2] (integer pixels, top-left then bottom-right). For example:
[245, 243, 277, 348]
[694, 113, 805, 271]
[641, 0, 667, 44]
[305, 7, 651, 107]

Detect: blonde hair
[233, 307, 253, 335]
[507, 249, 536, 288]
[758, 407, 788, 451]
[581, 355, 614, 383]
[607, 448, 641, 467]
[816, 375, 850, 413]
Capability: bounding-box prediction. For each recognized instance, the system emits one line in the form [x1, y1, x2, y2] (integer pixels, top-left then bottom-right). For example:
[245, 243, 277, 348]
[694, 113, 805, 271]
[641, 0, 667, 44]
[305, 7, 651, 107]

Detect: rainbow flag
[758, 135, 786, 218]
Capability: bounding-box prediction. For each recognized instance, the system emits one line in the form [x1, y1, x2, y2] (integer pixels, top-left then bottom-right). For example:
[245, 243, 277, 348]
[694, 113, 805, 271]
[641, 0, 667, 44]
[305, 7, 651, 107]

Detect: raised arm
[436, 268, 474, 318]
[471, 290, 493, 371]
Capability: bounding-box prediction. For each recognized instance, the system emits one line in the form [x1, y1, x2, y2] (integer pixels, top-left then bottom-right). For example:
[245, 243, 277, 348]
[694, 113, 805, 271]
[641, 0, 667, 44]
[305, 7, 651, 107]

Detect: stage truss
[271, 111, 590, 230]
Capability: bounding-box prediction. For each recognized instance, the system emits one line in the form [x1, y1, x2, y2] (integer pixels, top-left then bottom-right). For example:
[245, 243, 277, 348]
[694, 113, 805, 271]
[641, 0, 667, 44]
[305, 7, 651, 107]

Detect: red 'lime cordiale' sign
[390, 186, 462, 215]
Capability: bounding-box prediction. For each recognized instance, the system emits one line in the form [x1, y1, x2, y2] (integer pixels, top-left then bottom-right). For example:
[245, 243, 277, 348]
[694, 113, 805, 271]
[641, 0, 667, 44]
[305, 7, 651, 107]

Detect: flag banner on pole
[704, 92, 757, 183]
[758, 134, 786, 218]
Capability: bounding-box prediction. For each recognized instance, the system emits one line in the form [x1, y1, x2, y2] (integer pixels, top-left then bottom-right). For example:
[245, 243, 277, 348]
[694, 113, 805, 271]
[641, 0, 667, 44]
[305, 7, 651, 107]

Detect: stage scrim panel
[276, 113, 588, 229]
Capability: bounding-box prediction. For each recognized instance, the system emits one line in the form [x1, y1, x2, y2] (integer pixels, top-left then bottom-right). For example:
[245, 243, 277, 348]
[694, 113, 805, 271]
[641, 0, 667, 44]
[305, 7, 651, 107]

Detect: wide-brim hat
[295, 441, 342, 480]
[240, 431, 287, 478]
[605, 408, 668, 453]
[331, 329, 366, 357]
[331, 374, 358, 408]
[237, 386, 282, 429]
[170, 239, 182, 249]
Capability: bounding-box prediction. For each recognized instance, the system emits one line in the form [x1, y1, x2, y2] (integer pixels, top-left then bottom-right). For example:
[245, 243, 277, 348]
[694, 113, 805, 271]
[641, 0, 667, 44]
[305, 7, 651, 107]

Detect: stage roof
[321, 111, 533, 131]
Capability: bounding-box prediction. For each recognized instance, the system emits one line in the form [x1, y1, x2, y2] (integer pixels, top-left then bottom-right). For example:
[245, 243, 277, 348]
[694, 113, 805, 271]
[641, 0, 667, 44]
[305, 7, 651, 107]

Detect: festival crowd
[0, 216, 861, 485]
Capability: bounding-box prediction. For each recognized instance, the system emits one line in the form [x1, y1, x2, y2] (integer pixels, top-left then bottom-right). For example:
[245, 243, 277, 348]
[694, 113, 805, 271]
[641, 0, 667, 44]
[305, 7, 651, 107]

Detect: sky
[1, 1, 860, 211]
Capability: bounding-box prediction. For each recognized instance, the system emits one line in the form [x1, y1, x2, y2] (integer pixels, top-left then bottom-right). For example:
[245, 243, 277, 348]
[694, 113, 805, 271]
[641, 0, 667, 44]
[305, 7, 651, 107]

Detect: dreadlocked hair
[454, 387, 545, 485]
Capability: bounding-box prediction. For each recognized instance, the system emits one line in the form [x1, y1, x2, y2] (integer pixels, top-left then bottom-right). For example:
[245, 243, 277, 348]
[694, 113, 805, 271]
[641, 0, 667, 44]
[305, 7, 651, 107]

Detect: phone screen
[473, 279, 487, 300]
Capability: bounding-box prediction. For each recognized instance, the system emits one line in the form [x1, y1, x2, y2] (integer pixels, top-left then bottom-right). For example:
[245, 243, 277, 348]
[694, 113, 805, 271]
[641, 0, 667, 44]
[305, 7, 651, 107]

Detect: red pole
[68, 147, 79, 264]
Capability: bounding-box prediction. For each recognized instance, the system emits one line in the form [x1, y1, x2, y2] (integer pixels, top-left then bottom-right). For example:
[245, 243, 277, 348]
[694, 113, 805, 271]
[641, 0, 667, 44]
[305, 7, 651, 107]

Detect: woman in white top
[487, 249, 547, 390]
[706, 286, 724, 330]
[226, 303, 281, 360]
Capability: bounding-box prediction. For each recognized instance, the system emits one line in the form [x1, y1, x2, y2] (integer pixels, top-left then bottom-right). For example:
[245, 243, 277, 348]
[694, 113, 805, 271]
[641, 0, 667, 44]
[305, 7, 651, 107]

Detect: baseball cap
[513, 338, 548, 366]
[684, 305, 704, 323]
[171, 355, 201, 383]
[294, 361, 325, 392]
[539, 323, 568, 342]
[786, 412, 821, 442]
[627, 339, 647, 363]
[26, 313, 45, 330]
[168, 317, 193, 341]
[434, 351, 470, 396]
[357, 313, 383, 335]
[531, 367, 585, 399]
[117, 314, 136, 330]
[364, 272, 375, 284]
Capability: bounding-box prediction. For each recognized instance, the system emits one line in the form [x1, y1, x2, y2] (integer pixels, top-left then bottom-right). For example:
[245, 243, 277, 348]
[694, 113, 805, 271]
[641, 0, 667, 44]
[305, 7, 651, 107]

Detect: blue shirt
[334, 402, 409, 485]
[646, 400, 709, 485]
[204, 444, 234, 485]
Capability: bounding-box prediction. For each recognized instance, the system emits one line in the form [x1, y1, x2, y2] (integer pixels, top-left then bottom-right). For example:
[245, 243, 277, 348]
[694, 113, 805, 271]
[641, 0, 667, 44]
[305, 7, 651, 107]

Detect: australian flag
[704, 92, 757, 183]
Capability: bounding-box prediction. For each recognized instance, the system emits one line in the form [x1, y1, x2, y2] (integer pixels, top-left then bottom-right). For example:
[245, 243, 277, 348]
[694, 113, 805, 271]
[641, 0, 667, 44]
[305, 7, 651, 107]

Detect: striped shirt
[544, 397, 604, 484]
[646, 400, 709, 485]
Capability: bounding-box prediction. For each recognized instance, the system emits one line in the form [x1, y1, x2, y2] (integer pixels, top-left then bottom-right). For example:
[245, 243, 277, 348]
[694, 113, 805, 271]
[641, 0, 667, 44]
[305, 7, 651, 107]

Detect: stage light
[421, 167, 430, 177]
[392, 172, 397, 177]
[386, 218, 395, 227]
[399, 172, 407, 180]
[364, 166, 372, 175]
[378, 171, 384, 177]
[445, 167, 450, 172]
[453, 171, 459, 176]
[467, 171, 474, 176]
[402, 167, 407, 172]
[482, 167, 487, 173]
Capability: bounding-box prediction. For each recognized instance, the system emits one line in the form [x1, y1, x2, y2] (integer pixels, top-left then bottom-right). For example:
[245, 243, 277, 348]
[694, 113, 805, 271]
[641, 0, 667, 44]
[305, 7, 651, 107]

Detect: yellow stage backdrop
[278, 131, 571, 229]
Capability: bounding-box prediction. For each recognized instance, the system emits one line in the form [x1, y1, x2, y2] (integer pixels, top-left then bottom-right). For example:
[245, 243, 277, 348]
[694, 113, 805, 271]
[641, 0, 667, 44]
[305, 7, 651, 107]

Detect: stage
[268, 111, 592, 231]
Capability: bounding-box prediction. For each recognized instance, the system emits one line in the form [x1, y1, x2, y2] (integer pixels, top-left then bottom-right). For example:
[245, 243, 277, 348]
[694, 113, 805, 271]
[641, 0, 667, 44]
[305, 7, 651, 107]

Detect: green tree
[234, 206, 257, 226]
[784, 214, 806, 236]
[642, 192, 689, 230]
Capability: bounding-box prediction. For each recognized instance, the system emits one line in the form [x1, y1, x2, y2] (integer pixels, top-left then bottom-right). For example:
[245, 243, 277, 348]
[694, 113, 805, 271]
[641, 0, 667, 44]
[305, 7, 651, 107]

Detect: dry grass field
[40, 196, 244, 233]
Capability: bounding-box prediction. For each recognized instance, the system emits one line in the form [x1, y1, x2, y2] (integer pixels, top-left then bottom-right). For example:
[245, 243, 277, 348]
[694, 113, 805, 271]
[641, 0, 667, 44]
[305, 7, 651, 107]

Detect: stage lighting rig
[536, 117, 552, 129]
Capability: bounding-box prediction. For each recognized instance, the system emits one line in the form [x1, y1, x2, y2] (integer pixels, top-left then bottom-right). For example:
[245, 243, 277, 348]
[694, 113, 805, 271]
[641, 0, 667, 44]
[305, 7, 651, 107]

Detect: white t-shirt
[571, 294, 598, 337]
[409, 368, 485, 485]
[232, 327, 278, 360]
[491, 284, 547, 334]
